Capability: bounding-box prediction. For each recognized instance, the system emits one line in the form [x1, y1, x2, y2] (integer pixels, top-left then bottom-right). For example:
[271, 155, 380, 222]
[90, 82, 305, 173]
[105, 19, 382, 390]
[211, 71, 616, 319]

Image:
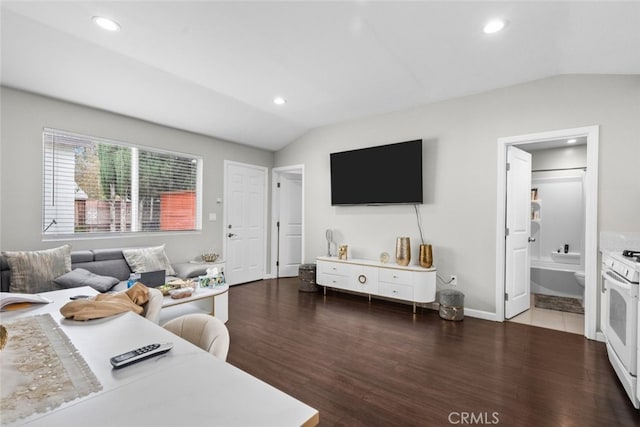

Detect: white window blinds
[42, 128, 202, 237]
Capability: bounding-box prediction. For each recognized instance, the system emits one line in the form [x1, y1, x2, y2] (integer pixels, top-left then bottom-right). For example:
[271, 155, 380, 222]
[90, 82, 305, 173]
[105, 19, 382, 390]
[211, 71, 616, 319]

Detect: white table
[0, 287, 319, 427]
[160, 285, 229, 324]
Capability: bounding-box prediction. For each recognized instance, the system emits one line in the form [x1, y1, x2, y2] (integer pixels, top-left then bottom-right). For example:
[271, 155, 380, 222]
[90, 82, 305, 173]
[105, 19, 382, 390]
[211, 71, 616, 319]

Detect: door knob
[528, 237, 536, 243]
[228, 233, 236, 238]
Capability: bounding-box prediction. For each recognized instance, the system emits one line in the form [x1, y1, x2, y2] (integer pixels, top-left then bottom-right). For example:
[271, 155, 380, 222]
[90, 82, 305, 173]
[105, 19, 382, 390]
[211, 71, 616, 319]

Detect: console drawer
[379, 282, 414, 300]
[317, 261, 350, 277]
[379, 268, 413, 285]
[318, 272, 349, 290]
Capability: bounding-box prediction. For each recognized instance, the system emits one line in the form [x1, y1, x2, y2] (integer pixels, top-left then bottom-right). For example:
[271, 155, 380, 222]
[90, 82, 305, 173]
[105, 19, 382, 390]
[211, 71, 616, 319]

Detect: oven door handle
[601, 270, 633, 291]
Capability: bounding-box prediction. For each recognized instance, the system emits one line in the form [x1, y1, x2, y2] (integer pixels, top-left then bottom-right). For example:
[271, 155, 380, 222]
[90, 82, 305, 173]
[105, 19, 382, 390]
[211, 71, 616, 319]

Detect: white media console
[316, 256, 436, 313]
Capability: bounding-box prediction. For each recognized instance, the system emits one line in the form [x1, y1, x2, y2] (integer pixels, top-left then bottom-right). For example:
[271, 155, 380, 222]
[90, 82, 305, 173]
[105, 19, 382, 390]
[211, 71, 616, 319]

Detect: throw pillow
[2, 244, 72, 293]
[122, 245, 176, 276]
[54, 268, 120, 293]
[172, 263, 208, 279]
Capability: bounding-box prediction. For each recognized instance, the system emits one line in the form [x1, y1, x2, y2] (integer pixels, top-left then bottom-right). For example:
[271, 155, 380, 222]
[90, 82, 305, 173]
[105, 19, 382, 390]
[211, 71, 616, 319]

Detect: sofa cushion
[93, 248, 127, 262]
[1, 245, 72, 293]
[72, 259, 132, 282]
[54, 268, 120, 292]
[70, 250, 94, 264]
[122, 245, 176, 276]
[172, 262, 209, 279]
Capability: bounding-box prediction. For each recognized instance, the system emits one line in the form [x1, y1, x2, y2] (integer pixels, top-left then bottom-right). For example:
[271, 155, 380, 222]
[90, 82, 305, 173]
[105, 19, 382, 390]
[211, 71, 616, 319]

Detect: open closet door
[276, 172, 303, 277]
[505, 146, 532, 319]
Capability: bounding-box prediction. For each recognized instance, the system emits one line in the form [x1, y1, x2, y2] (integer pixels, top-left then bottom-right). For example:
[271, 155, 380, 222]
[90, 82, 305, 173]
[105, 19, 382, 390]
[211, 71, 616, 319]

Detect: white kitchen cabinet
[316, 256, 436, 313]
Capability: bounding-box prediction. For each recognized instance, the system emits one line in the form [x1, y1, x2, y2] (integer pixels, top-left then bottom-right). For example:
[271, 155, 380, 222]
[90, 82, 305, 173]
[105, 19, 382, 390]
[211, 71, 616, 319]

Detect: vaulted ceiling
[2, 1, 639, 151]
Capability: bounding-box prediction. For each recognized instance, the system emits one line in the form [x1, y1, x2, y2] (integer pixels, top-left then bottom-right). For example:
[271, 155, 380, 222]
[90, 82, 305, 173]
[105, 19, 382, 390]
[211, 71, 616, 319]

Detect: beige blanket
[60, 283, 150, 321]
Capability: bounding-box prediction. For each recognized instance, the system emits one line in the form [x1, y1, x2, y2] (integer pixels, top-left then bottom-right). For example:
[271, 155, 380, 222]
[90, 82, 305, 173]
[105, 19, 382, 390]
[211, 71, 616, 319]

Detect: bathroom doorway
[511, 144, 586, 335]
[271, 165, 304, 278]
[495, 126, 600, 340]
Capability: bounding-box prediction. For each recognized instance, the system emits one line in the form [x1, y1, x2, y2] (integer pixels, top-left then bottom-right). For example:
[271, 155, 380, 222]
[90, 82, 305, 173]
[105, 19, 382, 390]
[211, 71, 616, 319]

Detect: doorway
[495, 126, 600, 340]
[271, 165, 304, 278]
[223, 160, 268, 286]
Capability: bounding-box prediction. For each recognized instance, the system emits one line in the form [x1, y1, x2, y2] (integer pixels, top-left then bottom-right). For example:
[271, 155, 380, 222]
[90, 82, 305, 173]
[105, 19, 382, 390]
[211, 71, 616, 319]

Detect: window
[43, 128, 202, 237]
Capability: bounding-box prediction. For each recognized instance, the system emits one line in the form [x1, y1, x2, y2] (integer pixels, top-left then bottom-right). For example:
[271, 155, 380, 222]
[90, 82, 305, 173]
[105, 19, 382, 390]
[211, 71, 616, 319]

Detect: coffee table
[160, 284, 228, 324]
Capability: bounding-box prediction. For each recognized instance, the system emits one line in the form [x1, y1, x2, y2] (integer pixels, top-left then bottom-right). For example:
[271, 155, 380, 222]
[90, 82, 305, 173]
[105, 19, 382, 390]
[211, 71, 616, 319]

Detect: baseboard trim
[464, 308, 498, 322]
[299, 285, 500, 321]
[420, 302, 498, 322]
[264, 274, 301, 280]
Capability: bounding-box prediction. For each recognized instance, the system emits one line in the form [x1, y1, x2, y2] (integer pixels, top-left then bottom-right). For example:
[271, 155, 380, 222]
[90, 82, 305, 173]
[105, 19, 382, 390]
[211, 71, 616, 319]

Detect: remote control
[110, 343, 173, 369]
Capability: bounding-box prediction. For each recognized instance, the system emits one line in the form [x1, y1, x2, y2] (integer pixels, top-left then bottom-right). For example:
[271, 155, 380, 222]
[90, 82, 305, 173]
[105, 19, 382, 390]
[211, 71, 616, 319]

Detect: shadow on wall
[422, 138, 438, 205]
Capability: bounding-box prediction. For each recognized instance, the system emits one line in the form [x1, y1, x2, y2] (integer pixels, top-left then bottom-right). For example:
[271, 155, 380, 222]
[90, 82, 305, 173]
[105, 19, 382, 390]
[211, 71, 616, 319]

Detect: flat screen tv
[330, 139, 423, 206]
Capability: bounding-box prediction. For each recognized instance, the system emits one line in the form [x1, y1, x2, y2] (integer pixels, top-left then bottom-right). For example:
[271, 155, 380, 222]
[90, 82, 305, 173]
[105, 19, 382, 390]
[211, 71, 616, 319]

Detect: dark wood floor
[225, 278, 640, 427]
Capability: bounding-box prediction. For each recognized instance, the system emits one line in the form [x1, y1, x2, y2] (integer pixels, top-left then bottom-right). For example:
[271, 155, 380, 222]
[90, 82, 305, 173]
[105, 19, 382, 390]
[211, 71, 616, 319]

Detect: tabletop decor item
[198, 267, 226, 288]
[419, 244, 433, 268]
[325, 229, 334, 256]
[201, 252, 219, 263]
[157, 282, 182, 295]
[338, 245, 348, 260]
[395, 237, 411, 266]
[379, 252, 390, 264]
[414, 204, 432, 268]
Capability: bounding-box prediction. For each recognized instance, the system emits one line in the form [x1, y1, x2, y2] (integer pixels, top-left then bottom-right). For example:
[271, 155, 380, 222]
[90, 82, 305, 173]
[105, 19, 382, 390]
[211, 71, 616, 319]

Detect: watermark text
[448, 411, 500, 425]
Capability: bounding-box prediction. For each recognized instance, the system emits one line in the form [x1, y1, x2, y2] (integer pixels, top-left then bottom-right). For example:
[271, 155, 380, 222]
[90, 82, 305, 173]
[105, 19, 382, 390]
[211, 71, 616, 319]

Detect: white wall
[530, 174, 584, 262]
[275, 74, 640, 314]
[0, 87, 274, 263]
[530, 145, 587, 171]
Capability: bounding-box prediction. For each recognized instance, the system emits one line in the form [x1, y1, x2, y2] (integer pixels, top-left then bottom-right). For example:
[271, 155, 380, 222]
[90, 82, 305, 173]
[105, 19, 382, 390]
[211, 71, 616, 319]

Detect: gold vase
[338, 245, 348, 260]
[419, 244, 433, 268]
[395, 237, 411, 266]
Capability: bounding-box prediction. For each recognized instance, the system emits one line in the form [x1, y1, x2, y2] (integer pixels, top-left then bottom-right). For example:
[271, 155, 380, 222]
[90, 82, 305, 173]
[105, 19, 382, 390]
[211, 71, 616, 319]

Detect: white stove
[607, 250, 640, 283]
[601, 248, 640, 409]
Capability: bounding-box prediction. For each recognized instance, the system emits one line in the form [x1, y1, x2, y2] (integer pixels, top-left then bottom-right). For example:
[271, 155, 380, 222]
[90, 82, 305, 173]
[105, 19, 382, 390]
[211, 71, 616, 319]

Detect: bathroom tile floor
[508, 295, 584, 335]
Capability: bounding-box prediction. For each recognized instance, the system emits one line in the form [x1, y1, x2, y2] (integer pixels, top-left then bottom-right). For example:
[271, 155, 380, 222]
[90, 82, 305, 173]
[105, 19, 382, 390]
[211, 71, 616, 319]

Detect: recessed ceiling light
[567, 139, 577, 144]
[273, 97, 286, 106]
[483, 19, 506, 34]
[92, 16, 121, 32]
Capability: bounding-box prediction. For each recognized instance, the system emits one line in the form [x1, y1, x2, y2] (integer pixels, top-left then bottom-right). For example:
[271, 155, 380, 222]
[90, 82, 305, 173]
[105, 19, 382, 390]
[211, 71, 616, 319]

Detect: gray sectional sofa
[0, 247, 207, 293]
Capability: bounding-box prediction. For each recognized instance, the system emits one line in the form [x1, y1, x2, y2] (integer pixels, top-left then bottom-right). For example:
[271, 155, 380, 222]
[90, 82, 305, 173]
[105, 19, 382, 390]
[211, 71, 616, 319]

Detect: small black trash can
[298, 264, 318, 292]
[438, 289, 465, 321]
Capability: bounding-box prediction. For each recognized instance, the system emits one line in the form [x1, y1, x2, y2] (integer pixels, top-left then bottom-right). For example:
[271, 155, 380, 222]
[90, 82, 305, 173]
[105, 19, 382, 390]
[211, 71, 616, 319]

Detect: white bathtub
[531, 252, 581, 272]
[530, 252, 583, 298]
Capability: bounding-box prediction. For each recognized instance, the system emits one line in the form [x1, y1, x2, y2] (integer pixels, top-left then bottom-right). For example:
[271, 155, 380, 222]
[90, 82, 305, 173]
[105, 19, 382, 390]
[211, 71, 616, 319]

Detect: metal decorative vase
[419, 244, 433, 268]
[395, 237, 411, 266]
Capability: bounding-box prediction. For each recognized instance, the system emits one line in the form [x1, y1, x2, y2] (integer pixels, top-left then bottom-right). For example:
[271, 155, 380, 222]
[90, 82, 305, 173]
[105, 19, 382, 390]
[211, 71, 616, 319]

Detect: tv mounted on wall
[330, 139, 423, 206]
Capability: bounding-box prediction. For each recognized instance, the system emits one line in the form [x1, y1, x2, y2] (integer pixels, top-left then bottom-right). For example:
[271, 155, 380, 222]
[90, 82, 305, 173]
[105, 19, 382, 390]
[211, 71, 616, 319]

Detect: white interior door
[224, 161, 266, 286]
[277, 172, 303, 277]
[505, 146, 532, 319]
